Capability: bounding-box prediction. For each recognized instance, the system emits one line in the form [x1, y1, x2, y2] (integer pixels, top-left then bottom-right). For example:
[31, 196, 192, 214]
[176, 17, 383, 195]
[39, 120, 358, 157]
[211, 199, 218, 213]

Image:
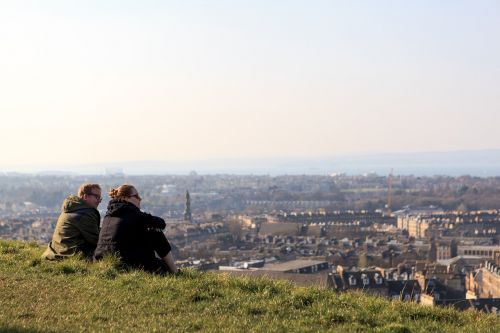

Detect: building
[327, 266, 421, 301]
[457, 245, 500, 260]
[468, 261, 500, 298]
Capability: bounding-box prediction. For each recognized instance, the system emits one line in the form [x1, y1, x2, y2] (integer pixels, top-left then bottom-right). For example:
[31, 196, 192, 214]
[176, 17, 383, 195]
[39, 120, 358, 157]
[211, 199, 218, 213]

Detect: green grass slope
[1, 240, 499, 333]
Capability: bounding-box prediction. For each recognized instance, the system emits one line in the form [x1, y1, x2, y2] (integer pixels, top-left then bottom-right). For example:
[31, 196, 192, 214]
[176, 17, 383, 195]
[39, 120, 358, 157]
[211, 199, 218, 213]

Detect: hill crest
[0, 240, 499, 332]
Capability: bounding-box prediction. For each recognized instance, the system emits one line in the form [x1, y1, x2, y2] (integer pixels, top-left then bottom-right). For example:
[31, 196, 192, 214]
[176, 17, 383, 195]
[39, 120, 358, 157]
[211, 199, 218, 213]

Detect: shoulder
[76, 207, 100, 222]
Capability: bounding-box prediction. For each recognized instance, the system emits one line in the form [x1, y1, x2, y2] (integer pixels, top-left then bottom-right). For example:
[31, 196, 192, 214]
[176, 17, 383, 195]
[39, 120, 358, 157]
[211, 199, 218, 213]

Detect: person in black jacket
[94, 184, 178, 273]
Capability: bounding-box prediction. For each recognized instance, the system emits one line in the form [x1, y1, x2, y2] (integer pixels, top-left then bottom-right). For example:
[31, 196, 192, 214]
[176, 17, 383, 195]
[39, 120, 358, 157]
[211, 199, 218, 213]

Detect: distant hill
[1, 240, 499, 332]
[3, 149, 500, 176]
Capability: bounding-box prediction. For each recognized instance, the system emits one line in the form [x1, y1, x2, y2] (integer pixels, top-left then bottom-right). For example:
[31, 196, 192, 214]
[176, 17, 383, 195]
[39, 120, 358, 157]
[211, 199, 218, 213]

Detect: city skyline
[3, 149, 500, 176]
[1, 1, 499, 168]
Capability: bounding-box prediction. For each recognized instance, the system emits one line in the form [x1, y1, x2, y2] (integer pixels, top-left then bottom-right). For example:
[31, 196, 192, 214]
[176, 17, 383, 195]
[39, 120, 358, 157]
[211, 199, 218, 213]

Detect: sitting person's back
[42, 183, 102, 260]
[94, 184, 177, 273]
[94, 199, 166, 269]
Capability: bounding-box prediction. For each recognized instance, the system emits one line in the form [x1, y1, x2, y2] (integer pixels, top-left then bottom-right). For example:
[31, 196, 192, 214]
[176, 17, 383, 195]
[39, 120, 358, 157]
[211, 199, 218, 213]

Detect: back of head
[78, 183, 101, 197]
[108, 184, 137, 201]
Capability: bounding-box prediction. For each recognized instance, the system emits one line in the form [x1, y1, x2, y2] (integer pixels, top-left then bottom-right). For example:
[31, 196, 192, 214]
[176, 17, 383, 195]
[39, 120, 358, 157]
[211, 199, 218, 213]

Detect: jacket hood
[105, 199, 138, 216]
[62, 195, 94, 213]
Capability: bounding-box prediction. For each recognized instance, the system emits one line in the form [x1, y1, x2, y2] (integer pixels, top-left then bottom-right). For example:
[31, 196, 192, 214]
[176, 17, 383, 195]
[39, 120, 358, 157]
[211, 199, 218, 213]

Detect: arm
[76, 210, 100, 246]
[140, 212, 166, 229]
[162, 252, 178, 273]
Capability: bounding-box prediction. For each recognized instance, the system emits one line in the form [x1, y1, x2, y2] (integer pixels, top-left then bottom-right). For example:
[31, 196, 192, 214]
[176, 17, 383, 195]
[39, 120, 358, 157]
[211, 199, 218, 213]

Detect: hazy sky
[1, 1, 499, 168]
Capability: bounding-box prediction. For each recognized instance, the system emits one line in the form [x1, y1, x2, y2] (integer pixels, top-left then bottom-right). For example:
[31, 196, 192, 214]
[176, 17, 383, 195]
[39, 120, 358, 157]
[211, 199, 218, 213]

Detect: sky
[1, 1, 499, 170]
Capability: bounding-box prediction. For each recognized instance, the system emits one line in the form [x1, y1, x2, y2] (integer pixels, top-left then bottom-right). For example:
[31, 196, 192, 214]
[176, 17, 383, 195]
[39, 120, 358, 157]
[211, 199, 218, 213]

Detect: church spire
[184, 190, 192, 223]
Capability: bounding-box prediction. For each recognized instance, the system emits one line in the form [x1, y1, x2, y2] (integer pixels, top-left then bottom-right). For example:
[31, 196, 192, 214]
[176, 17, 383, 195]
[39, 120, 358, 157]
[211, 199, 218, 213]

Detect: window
[348, 275, 357, 286]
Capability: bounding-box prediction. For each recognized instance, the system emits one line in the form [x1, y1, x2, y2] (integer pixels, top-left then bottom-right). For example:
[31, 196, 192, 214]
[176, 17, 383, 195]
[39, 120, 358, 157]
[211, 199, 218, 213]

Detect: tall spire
[184, 190, 192, 223]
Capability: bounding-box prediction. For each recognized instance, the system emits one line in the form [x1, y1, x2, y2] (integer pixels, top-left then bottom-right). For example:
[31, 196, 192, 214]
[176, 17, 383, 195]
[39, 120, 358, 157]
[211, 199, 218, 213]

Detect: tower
[428, 238, 437, 262]
[386, 168, 394, 215]
[184, 190, 192, 223]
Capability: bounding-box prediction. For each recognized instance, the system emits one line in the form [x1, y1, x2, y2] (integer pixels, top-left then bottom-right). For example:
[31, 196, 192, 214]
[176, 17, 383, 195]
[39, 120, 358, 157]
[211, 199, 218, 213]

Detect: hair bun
[107, 184, 137, 200]
[108, 188, 119, 198]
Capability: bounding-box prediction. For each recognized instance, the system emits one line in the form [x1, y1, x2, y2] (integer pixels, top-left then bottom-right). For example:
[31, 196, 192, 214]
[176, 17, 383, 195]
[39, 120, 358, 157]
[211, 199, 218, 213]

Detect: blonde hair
[108, 184, 139, 200]
[78, 183, 101, 197]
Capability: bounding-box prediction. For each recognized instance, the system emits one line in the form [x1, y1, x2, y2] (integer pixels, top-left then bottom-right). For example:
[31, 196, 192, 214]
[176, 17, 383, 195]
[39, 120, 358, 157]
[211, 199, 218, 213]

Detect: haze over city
[1, 1, 499, 173]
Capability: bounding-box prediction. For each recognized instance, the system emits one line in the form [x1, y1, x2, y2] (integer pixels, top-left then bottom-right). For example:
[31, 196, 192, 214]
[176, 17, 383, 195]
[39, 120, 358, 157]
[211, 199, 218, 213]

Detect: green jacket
[42, 195, 100, 260]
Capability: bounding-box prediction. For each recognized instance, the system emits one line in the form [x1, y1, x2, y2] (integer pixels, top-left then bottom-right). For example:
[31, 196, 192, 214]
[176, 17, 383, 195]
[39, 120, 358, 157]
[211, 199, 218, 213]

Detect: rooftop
[260, 259, 327, 272]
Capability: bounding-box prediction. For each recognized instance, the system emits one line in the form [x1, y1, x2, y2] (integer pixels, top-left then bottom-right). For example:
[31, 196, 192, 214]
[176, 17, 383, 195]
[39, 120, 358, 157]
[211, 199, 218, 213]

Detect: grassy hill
[1, 240, 499, 333]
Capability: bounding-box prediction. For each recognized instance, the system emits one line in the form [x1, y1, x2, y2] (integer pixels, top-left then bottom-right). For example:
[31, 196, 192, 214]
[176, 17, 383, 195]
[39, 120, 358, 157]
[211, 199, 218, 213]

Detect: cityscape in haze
[3, 149, 500, 176]
[2, 0, 500, 325]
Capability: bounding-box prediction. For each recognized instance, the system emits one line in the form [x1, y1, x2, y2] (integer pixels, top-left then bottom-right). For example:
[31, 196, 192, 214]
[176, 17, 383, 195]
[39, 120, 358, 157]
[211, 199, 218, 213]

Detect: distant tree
[226, 219, 242, 242]
[357, 252, 368, 268]
[456, 203, 468, 212]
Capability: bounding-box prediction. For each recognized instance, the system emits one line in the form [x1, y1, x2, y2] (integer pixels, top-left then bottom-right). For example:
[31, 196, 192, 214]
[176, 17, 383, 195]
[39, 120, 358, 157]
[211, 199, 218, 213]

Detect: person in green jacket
[42, 183, 102, 260]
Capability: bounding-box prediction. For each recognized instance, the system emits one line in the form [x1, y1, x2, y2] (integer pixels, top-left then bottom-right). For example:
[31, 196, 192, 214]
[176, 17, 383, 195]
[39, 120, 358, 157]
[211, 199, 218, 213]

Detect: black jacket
[94, 200, 166, 268]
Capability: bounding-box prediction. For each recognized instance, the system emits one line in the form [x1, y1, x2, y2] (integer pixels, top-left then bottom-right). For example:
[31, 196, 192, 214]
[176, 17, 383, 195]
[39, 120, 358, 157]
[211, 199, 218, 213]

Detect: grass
[1, 240, 500, 332]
